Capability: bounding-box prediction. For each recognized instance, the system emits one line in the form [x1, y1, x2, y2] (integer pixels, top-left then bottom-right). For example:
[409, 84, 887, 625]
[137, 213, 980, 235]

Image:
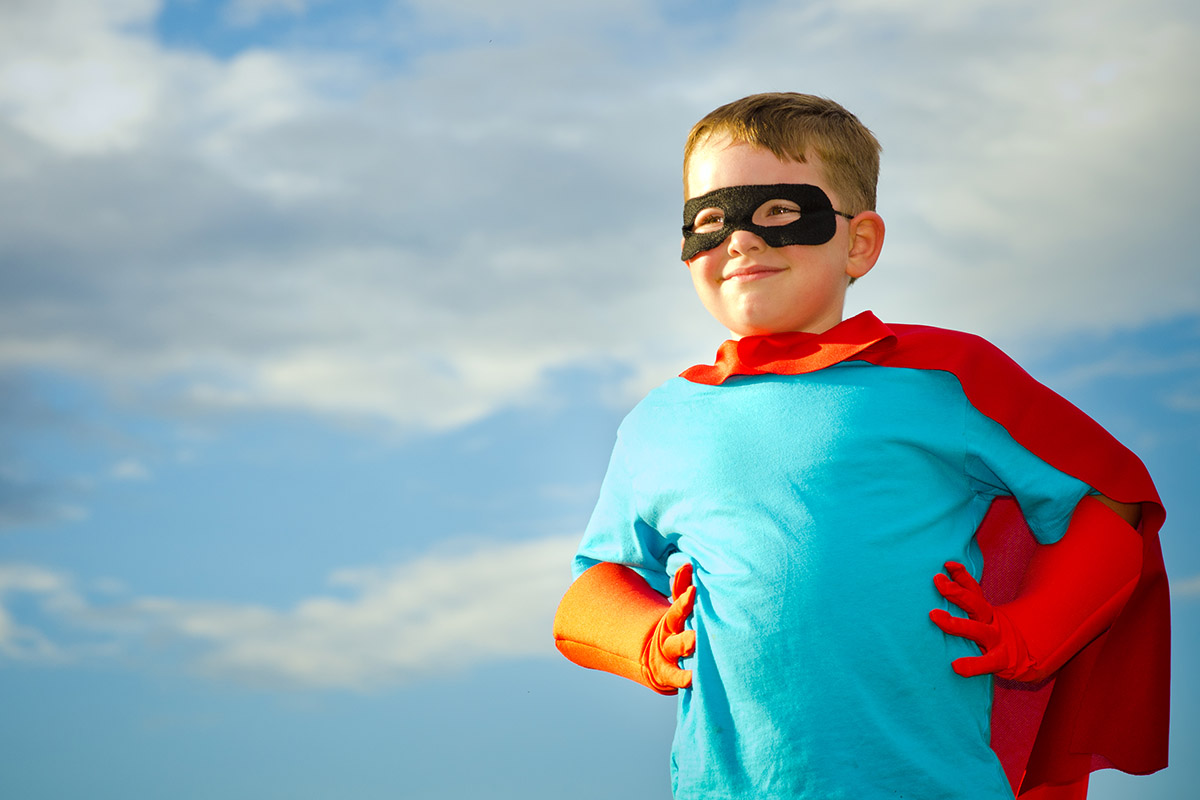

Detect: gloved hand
[643, 563, 697, 690]
[930, 496, 1142, 683]
[930, 562, 1033, 679]
[554, 561, 697, 694]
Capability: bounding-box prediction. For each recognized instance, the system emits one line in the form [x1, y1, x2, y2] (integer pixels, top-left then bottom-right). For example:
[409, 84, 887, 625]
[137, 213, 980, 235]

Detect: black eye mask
[680, 183, 851, 261]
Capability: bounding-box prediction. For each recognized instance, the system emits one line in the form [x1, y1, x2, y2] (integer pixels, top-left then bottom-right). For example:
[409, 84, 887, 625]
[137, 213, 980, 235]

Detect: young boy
[553, 93, 1168, 799]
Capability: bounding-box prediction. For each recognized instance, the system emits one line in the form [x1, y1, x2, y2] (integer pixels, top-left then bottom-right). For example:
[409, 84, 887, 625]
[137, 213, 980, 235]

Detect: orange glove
[553, 561, 696, 694]
[930, 496, 1142, 682]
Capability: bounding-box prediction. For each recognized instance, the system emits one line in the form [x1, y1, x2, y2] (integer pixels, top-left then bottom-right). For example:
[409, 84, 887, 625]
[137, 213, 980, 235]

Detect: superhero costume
[556, 311, 1167, 799]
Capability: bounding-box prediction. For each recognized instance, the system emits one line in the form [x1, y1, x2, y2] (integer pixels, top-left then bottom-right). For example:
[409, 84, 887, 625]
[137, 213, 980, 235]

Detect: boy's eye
[757, 202, 801, 226]
[691, 209, 725, 233]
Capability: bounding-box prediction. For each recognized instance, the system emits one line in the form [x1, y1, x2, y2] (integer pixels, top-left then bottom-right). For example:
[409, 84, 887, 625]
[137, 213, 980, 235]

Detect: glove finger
[933, 573, 993, 622]
[951, 649, 1008, 679]
[662, 586, 695, 632]
[942, 562, 983, 593]
[933, 582, 990, 620]
[929, 609, 998, 647]
[671, 562, 694, 601]
[653, 664, 692, 690]
[661, 629, 696, 660]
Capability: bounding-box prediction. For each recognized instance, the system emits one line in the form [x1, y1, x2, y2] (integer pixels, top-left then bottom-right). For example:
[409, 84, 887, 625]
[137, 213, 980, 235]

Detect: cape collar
[680, 311, 897, 385]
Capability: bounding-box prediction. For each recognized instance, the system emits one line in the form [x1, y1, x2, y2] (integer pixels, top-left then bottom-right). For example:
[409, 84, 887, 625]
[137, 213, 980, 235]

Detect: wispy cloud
[0, 535, 578, 689]
[0, 563, 73, 660]
[109, 458, 151, 481]
[1174, 573, 1200, 598]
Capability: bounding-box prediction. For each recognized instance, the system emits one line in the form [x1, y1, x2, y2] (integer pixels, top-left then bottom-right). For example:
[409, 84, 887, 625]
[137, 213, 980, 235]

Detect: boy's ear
[846, 211, 885, 280]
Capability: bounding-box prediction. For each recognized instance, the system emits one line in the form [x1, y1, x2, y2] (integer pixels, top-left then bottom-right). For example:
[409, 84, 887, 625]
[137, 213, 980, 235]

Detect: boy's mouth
[722, 264, 784, 282]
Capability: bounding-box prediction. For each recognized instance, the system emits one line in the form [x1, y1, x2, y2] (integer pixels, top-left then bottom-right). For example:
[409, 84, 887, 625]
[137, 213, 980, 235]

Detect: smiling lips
[722, 264, 785, 282]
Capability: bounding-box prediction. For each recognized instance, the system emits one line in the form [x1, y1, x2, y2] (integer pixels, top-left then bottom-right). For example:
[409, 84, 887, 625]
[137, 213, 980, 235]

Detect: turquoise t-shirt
[573, 363, 1091, 800]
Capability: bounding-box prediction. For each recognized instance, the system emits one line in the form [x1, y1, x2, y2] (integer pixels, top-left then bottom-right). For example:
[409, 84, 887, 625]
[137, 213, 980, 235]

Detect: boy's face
[682, 137, 882, 339]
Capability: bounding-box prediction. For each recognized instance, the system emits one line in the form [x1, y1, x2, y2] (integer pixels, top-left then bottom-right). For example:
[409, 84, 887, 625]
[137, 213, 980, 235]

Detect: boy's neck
[728, 311, 847, 341]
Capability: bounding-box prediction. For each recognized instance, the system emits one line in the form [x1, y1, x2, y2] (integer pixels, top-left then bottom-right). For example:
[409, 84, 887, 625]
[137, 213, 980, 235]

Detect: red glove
[930, 496, 1142, 682]
[553, 561, 696, 694]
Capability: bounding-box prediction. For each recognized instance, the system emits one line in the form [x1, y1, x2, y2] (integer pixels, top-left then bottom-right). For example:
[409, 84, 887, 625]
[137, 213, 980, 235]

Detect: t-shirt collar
[680, 311, 896, 385]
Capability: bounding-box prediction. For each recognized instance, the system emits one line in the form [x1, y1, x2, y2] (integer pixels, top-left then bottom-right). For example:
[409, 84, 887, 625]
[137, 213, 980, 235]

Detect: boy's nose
[727, 228, 767, 256]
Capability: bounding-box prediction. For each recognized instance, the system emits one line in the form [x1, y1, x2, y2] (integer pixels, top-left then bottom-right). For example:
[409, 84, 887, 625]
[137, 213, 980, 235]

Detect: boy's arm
[1093, 493, 1141, 527]
[930, 495, 1142, 682]
[553, 562, 696, 694]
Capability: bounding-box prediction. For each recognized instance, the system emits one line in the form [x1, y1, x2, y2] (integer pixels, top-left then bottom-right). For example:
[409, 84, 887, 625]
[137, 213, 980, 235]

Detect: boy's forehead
[684, 136, 831, 202]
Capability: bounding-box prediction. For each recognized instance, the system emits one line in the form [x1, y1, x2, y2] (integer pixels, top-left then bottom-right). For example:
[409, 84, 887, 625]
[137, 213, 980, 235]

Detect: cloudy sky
[1, 1, 1197, 797]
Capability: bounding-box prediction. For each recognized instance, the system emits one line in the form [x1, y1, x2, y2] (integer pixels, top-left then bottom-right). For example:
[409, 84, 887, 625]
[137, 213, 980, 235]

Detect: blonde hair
[683, 93, 881, 214]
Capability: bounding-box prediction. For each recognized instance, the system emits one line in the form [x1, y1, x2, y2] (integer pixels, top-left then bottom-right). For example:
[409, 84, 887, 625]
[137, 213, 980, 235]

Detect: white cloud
[1165, 388, 1200, 413]
[0, 0, 169, 154]
[1047, 350, 1200, 390]
[1174, 573, 1200, 598]
[0, 563, 73, 660]
[0, 562, 70, 594]
[110, 458, 151, 481]
[0, 535, 579, 689]
[144, 535, 579, 688]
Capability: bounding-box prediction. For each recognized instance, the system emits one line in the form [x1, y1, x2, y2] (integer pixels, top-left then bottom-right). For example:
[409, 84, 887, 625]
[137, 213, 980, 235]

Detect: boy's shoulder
[617, 375, 702, 430]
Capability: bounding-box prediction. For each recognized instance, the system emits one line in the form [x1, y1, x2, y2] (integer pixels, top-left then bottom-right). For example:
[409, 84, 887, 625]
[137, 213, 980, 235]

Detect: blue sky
[1, 1, 1197, 798]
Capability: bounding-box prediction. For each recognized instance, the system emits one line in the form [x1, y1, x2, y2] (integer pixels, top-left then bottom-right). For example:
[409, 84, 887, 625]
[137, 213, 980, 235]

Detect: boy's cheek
[683, 253, 719, 283]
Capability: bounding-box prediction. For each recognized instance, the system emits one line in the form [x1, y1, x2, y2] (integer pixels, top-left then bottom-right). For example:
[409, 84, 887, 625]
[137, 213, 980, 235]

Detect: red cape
[681, 312, 1169, 796]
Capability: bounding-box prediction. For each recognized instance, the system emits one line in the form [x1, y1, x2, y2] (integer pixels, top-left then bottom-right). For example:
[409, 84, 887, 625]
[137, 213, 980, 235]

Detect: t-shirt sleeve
[963, 400, 1093, 545]
[572, 429, 673, 595]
